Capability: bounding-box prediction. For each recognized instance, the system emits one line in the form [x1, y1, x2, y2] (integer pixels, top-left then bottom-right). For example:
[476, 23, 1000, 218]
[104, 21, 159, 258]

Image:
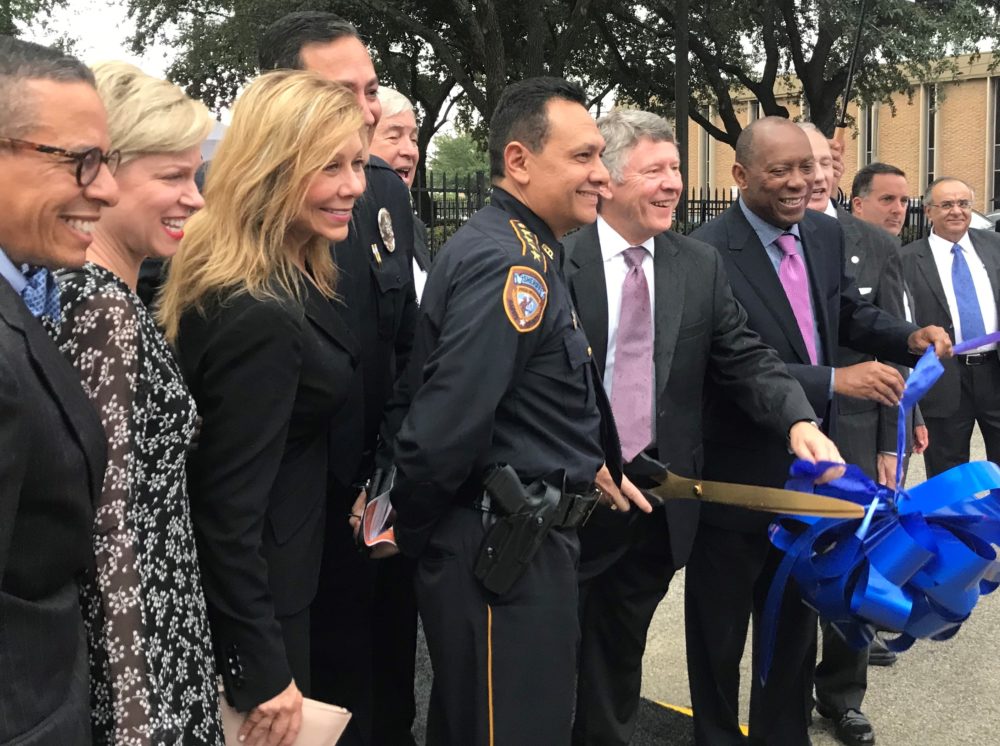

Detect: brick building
[686, 54, 1000, 212]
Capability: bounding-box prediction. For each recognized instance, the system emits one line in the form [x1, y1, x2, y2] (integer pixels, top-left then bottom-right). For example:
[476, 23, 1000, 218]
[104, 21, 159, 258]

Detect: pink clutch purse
[219, 687, 351, 746]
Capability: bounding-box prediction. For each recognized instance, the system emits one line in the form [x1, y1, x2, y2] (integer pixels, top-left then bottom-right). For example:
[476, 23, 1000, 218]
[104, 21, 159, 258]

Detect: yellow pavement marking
[652, 700, 749, 737]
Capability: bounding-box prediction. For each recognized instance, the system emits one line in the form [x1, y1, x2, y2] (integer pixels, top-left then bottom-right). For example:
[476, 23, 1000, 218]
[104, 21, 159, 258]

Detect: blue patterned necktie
[951, 244, 986, 342]
[19, 266, 62, 325]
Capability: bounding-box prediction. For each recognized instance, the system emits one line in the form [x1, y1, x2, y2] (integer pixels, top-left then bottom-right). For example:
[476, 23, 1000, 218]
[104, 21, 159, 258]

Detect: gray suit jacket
[834, 206, 909, 469]
[901, 228, 1000, 418]
[0, 278, 106, 743]
[564, 223, 815, 567]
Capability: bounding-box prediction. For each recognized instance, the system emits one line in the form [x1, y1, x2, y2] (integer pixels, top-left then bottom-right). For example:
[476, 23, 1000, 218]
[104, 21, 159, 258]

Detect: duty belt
[470, 488, 600, 528]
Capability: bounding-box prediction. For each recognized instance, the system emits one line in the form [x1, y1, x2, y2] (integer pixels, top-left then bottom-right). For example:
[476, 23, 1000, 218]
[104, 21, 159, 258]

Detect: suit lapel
[653, 232, 684, 399]
[566, 225, 610, 374]
[0, 282, 106, 504]
[913, 238, 952, 320]
[797, 217, 834, 363]
[969, 230, 1000, 307]
[724, 205, 811, 363]
[303, 279, 360, 364]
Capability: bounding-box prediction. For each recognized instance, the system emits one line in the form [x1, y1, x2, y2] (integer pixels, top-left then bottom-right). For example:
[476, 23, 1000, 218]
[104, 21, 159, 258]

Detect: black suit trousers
[418, 507, 580, 746]
[685, 522, 815, 746]
[310, 485, 377, 745]
[572, 509, 675, 746]
[371, 554, 418, 746]
[923, 358, 1000, 477]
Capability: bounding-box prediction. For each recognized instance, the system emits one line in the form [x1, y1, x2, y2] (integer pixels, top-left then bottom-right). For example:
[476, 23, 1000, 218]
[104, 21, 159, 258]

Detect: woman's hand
[239, 680, 303, 746]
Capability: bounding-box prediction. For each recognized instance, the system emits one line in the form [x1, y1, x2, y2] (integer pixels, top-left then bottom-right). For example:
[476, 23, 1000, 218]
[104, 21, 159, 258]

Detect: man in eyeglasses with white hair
[902, 177, 1000, 476]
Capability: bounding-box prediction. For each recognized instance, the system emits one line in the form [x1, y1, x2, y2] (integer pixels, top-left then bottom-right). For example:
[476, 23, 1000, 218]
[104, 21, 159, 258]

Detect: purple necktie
[611, 246, 653, 463]
[775, 233, 818, 365]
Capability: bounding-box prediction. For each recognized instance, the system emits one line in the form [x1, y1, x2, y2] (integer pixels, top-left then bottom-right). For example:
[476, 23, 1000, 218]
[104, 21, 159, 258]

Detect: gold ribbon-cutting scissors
[624, 455, 865, 519]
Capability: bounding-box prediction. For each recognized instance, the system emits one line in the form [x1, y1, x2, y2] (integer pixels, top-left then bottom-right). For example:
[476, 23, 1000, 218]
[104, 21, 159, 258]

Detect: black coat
[691, 203, 918, 531]
[0, 278, 106, 743]
[327, 155, 417, 493]
[901, 228, 1000, 418]
[178, 277, 358, 711]
[565, 223, 816, 569]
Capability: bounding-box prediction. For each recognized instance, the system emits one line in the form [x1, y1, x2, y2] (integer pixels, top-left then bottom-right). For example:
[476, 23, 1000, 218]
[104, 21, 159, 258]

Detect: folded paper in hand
[362, 488, 397, 548]
[219, 689, 351, 746]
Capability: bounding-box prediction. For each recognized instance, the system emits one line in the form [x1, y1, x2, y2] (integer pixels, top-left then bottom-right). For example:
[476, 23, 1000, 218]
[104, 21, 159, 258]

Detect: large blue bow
[760, 343, 1000, 684]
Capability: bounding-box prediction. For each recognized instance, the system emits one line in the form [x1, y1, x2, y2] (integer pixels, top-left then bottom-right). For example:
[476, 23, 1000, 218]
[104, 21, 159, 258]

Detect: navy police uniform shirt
[391, 187, 611, 557]
[328, 155, 417, 489]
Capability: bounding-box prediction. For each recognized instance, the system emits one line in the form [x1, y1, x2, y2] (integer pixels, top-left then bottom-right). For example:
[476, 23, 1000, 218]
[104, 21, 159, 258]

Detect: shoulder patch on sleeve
[502, 266, 548, 333]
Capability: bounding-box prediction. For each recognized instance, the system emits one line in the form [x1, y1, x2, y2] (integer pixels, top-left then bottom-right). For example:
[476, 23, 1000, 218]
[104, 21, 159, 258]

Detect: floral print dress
[52, 262, 222, 745]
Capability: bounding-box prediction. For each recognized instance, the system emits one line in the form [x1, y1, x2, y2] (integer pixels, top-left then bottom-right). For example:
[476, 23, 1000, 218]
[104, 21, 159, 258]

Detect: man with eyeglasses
[0, 36, 118, 744]
[902, 177, 1000, 476]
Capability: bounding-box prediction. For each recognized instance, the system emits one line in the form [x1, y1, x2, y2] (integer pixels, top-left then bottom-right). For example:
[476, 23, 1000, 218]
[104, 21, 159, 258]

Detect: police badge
[377, 207, 396, 253]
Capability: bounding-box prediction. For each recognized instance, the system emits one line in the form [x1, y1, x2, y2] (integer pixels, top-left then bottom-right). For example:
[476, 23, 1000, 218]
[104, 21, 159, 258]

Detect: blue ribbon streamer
[761, 339, 1000, 685]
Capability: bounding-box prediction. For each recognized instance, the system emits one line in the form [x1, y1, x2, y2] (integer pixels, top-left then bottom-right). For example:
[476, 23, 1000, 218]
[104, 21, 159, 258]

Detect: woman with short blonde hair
[50, 61, 221, 744]
[163, 69, 367, 746]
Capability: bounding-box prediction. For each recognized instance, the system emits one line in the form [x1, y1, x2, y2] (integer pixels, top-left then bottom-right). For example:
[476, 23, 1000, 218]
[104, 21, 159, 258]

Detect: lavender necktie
[611, 246, 653, 463]
[775, 233, 818, 365]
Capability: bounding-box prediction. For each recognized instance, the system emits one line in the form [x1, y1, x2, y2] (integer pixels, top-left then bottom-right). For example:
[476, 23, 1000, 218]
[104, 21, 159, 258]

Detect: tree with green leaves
[427, 131, 489, 180]
[606, 0, 1000, 146]
[1, 0, 65, 38]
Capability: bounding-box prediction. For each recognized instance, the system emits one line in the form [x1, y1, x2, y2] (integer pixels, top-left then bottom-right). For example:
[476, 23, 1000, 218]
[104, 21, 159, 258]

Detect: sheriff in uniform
[390, 77, 635, 746]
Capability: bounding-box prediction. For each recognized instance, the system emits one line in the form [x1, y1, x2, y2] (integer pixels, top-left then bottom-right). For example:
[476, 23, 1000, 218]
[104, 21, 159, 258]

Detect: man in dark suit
[902, 176, 1000, 476]
[801, 126, 912, 745]
[688, 116, 951, 746]
[259, 12, 417, 744]
[566, 109, 844, 746]
[0, 37, 115, 744]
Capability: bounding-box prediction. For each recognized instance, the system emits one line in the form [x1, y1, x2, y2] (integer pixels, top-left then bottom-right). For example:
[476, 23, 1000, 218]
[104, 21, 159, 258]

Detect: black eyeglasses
[0, 136, 121, 187]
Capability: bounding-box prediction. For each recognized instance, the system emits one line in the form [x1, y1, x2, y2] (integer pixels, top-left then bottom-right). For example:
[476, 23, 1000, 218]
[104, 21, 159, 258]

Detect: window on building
[993, 79, 1000, 210]
[862, 104, 877, 166]
[749, 100, 761, 123]
[926, 85, 937, 185]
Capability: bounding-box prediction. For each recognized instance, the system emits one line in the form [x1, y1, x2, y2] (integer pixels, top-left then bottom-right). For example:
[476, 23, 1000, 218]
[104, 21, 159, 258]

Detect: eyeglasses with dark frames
[0, 136, 121, 187]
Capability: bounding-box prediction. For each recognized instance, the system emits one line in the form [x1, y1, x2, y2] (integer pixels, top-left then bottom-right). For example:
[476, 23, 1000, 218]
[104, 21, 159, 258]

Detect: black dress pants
[371, 554, 418, 746]
[310, 487, 377, 745]
[572, 509, 675, 746]
[814, 408, 874, 714]
[924, 358, 1000, 477]
[417, 507, 581, 746]
[685, 521, 815, 746]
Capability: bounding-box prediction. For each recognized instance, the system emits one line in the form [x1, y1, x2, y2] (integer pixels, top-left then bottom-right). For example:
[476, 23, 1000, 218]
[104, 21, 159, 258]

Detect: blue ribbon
[761, 342, 1000, 684]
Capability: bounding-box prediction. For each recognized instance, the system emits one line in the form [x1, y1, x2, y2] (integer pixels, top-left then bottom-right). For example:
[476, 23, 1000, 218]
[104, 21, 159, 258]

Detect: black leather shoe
[816, 705, 876, 746]
[868, 634, 897, 666]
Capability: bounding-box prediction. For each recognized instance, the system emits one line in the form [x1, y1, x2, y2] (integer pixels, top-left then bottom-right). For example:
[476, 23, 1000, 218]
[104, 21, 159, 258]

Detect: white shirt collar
[824, 200, 839, 218]
[596, 216, 656, 263]
[928, 229, 973, 255]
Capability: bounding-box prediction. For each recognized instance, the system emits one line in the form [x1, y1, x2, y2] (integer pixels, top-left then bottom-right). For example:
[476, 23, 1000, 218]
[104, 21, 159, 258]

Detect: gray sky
[23, 0, 171, 77]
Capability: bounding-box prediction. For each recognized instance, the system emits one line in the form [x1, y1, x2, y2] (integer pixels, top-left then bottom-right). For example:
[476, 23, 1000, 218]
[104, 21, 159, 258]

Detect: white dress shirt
[412, 257, 427, 304]
[928, 230, 998, 352]
[596, 217, 656, 450]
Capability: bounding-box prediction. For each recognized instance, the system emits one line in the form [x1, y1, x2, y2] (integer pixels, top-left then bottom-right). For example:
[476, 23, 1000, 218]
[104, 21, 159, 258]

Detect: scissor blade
[648, 471, 865, 519]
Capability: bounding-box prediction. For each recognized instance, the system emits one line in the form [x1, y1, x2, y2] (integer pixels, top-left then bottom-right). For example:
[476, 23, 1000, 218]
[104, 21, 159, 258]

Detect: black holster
[473, 466, 568, 594]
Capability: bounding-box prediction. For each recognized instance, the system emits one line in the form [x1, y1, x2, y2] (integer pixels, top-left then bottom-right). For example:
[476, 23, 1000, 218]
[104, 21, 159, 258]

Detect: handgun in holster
[473, 464, 564, 595]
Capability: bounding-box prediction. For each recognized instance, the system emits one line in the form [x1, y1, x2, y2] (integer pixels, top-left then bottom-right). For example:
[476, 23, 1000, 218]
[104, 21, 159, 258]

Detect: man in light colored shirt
[902, 177, 1000, 476]
[564, 109, 844, 746]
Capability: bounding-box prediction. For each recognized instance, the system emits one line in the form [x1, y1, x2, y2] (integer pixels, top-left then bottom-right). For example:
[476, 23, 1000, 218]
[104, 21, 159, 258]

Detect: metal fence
[410, 174, 935, 254]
